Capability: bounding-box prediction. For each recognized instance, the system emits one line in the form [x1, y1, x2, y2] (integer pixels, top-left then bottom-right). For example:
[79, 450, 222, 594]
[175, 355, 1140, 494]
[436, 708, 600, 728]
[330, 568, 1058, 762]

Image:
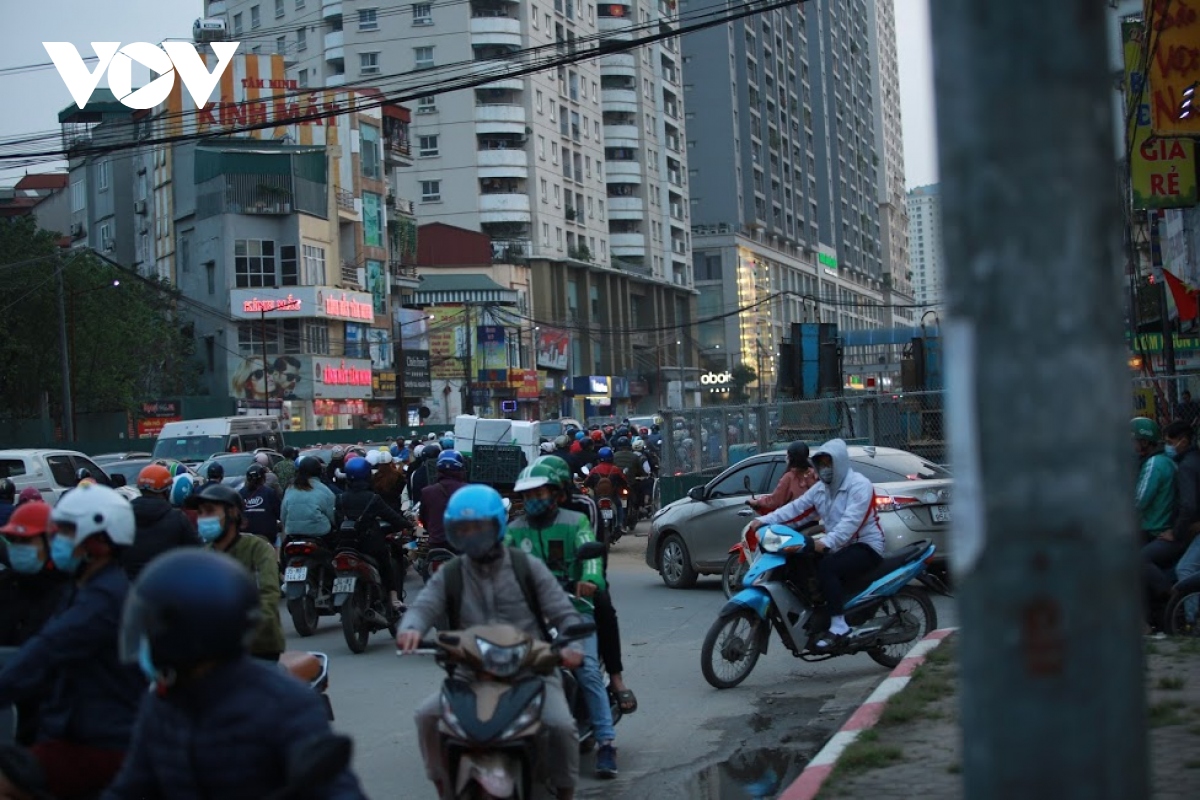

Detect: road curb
[777, 627, 958, 800]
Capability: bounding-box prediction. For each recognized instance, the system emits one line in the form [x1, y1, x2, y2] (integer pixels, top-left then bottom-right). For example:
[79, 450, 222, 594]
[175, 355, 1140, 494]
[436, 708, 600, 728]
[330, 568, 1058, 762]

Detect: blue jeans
[578, 623, 615, 745]
[1177, 536, 1200, 622]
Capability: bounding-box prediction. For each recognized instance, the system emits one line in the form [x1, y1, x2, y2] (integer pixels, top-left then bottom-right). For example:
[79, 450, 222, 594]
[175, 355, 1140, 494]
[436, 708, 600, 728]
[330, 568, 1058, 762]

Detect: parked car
[196, 450, 284, 490]
[91, 452, 153, 466]
[538, 418, 583, 441]
[645, 446, 952, 589]
[0, 449, 127, 506]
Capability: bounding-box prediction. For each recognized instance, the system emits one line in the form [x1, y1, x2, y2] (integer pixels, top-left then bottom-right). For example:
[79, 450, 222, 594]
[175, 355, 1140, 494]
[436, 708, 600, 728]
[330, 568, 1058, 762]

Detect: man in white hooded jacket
[747, 438, 885, 649]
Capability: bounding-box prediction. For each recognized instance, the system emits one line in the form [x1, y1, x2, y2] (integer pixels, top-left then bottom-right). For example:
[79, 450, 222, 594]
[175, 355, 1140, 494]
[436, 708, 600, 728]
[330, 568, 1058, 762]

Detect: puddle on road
[683, 748, 804, 799]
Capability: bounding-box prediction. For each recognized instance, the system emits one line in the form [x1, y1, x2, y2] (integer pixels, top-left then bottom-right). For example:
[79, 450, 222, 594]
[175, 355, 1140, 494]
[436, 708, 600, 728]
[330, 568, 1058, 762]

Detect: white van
[151, 417, 286, 465]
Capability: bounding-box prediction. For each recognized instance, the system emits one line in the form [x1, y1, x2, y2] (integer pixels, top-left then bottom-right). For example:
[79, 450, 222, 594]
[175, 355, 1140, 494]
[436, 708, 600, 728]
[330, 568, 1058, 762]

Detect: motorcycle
[722, 518, 823, 599]
[332, 536, 401, 654]
[407, 620, 598, 800]
[596, 494, 620, 546]
[701, 525, 939, 688]
[282, 535, 339, 637]
[280, 650, 335, 721]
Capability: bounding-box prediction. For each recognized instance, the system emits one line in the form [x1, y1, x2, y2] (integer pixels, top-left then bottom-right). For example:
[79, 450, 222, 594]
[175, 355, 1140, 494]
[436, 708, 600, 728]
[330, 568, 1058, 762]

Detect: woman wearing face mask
[0, 501, 73, 746]
[184, 483, 285, 663]
[0, 484, 145, 799]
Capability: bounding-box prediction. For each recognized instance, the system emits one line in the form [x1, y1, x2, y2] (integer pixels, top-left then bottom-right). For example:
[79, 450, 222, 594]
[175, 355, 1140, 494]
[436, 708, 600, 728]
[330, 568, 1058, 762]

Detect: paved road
[286, 531, 957, 799]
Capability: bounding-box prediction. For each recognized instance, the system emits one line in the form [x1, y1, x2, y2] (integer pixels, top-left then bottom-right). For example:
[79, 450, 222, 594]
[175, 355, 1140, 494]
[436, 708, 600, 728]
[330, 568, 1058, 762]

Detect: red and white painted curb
[777, 627, 958, 800]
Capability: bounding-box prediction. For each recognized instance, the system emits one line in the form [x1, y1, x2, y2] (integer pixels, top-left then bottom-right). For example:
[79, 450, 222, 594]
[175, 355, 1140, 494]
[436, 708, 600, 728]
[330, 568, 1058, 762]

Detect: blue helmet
[120, 549, 260, 674]
[444, 484, 507, 558]
[440, 437, 454, 451]
[574, 431, 587, 441]
[598, 447, 614, 461]
[170, 474, 194, 507]
[344, 456, 371, 482]
[436, 450, 466, 472]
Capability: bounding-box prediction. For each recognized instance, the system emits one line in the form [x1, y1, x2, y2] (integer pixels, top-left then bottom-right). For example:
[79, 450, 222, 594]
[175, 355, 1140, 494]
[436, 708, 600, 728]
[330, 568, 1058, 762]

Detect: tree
[0, 217, 201, 422]
[729, 364, 757, 404]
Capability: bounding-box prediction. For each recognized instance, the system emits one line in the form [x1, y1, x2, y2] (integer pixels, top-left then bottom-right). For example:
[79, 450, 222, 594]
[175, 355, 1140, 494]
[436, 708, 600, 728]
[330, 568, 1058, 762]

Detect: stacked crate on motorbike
[468, 444, 528, 486]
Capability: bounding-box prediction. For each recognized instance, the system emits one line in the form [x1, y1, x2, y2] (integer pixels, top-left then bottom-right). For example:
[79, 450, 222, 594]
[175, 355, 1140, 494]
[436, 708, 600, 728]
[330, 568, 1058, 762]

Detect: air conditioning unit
[70, 223, 84, 239]
[193, 17, 229, 43]
[134, 200, 148, 215]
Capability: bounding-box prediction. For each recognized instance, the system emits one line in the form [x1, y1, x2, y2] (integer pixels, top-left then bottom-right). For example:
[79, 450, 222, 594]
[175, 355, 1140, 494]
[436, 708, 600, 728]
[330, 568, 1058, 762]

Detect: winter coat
[335, 483, 410, 535]
[99, 656, 366, 800]
[1137, 449, 1177, 535]
[505, 507, 605, 615]
[419, 475, 469, 548]
[0, 567, 71, 646]
[124, 496, 202, 581]
[0, 561, 146, 749]
[281, 482, 336, 537]
[222, 534, 286, 658]
[240, 484, 281, 542]
[749, 467, 819, 514]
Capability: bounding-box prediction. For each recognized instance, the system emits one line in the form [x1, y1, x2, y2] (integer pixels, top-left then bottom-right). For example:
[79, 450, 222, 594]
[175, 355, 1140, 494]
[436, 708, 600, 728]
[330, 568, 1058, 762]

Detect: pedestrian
[1176, 391, 1200, 429]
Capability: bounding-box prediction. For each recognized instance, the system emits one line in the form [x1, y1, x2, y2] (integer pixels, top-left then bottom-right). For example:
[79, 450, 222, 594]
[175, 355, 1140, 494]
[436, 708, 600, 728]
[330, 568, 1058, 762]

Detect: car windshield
[198, 453, 256, 478]
[851, 451, 950, 482]
[540, 421, 563, 439]
[300, 448, 333, 463]
[152, 436, 226, 463]
[104, 460, 153, 484]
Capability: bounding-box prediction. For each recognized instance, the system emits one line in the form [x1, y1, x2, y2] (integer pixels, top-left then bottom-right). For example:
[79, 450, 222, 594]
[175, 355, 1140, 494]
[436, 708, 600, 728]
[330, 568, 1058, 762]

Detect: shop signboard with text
[230, 287, 377, 323]
[135, 400, 183, 437]
[537, 327, 570, 370]
[403, 351, 432, 395]
[312, 357, 374, 400]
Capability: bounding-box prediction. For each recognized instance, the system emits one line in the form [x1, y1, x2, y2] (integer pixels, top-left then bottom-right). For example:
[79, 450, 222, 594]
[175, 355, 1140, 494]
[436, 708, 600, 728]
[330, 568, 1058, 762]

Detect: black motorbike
[282, 535, 338, 637]
[331, 536, 401, 654]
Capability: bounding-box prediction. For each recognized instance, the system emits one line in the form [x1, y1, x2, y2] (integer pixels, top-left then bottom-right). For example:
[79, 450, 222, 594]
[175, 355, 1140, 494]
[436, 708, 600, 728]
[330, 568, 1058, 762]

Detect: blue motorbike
[701, 525, 940, 688]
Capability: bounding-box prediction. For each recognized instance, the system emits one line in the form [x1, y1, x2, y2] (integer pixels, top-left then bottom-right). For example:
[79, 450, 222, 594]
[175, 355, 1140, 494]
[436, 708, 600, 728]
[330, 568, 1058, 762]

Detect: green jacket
[505, 507, 605, 614]
[224, 533, 286, 657]
[272, 459, 296, 493]
[1136, 451, 1177, 534]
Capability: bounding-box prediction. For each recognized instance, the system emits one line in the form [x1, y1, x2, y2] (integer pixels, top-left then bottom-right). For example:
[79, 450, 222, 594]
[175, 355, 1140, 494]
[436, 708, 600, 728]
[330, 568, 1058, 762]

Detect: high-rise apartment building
[867, 0, 912, 326]
[906, 184, 944, 313]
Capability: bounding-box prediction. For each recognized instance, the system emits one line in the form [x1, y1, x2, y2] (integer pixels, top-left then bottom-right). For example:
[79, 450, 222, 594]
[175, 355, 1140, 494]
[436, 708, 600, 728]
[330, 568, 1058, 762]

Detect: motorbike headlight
[759, 529, 786, 553]
[476, 637, 529, 679]
[499, 691, 544, 740]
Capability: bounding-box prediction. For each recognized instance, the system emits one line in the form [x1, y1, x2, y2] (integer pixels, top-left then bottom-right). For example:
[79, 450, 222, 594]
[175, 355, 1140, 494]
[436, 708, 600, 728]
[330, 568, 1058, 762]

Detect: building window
[295, 0, 305, 9]
[233, 12, 243, 35]
[298, 69, 308, 87]
[97, 160, 109, 191]
[542, 222, 550, 246]
[276, 35, 287, 55]
[206, 261, 216, 294]
[360, 51, 380, 74]
[417, 95, 436, 113]
[414, 46, 434, 70]
[536, 90, 543, 113]
[70, 180, 85, 212]
[303, 245, 326, 284]
[305, 321, 330, 355]
[281, 245, 299, 285]
[363, 192, 383, 247]
[359, 8, 379, 30]
[275, 0, 285, 18]
[98, 222, 113, 250]
[297, 27, 307, 50]
[235, 239, 277, 288]
[412, 3, 432, 24]
[540, 177, 548, 201]
[251, 5, 261, 28]
[421, 180, 442, 202]
[532, 5, 539, 27]
[361, 123, 381, 178]
[418, 134, 440, 157]
[538, 135, 545, 159]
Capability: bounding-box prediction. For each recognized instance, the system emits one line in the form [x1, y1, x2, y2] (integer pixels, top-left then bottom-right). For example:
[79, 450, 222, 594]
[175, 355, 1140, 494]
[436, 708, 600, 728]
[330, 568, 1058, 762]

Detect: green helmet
[534, 455, 572, 489]
[514, 461, 561, 493]
[1132, 416, 1161, 443]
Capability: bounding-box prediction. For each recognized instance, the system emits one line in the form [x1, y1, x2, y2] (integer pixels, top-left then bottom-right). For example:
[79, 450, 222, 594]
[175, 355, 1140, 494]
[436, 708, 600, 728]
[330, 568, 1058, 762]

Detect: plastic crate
[469, 445, 528, 485]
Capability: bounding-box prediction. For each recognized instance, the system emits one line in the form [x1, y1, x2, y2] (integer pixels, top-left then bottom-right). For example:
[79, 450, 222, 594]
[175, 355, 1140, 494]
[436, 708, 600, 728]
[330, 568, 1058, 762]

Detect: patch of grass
[946, 763, 962, 774]
[1149, 699, 1189, 728]
[926, 641, 955, 666]
[1146, 642, 1161, 656]
[877, 662, 955, 727]
[1178, 638, 1200, 656]
[1158, 676, 1187, 690]
[835, 739, 904, 774]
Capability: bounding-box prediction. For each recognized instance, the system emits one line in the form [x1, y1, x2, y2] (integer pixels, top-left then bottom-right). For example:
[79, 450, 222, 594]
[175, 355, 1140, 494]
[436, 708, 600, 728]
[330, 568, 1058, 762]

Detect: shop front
[370, 371, 397, 425]
[312, 357, 375, 429]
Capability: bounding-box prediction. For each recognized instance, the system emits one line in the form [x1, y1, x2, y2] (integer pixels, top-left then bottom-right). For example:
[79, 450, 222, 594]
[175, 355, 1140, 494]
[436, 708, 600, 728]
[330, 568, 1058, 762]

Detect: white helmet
[365, 449, 382, 466]
[540, 441, 556, 453]
[413, 444, 425, 459]
[379, 450, 394, 465]
[427, 433, 438, 442]
[51, 483, 135, 546]
[255, 452, 271, 466]
[632, 437, 645, 451]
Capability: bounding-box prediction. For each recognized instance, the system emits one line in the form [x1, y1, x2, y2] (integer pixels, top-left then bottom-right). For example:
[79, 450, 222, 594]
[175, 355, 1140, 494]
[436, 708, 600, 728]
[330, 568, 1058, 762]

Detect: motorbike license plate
[601, 509, 614, 520]
[284, 567, 308, 582]
[932, 505, 951, 523]
[332, 577, 357, 594]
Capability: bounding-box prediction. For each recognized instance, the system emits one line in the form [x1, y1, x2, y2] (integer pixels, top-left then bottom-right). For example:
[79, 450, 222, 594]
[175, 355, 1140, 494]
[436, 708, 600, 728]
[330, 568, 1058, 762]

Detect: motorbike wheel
[721, 553, 748, 600]
[287, 590, 319, 638]
[1164, 588, 1200, 636]
[701, 609, 765, 689]
[340, 585, 371, 654]
[867, 586, 938, 669]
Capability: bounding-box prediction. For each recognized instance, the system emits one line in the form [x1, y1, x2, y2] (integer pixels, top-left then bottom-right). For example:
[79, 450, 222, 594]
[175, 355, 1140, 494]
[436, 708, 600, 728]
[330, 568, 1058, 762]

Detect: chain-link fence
[1132, 374, 1200, 425]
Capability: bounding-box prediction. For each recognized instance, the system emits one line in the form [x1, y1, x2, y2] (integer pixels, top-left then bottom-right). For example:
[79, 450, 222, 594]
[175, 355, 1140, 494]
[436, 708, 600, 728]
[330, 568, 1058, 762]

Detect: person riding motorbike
[372, 450, 406, 514]
[397, 485, 587, 800]
[324, 446, 347, 493]
[273, 446, 299, 493]
[0, 484, 146, 799]
[101, 549, 367, 800]
[552, 434, 573, 462]
[747, 439, 885, 650]
[611, 437, 650, 523]
[185, 483, 286, 662]
[1133, 416, 1177, 542]
[281, 456, 336, 539]
[205, 462, 225, 484]
[122, 464, 201, 582]
[0, 479, 15, 527]
[336, 457, 413, 611]
[0, 502, 73, 746]
[240, 464, 282, 545]
[16, 487, 41, 507]
[419, 450, 469, 553]
[406, 444, 440, 508]
[748, 441, 818, 514]
[509, 464, 619, 778]
[585, 448, 629, 535]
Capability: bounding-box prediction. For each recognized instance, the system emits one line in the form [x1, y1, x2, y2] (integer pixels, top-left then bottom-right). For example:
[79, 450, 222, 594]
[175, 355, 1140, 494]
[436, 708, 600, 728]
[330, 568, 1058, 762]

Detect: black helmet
[75, 467, 92, 483]
[245, 464, 267, 483]
[206, 462, 225, 481]
[0, 478, 14, 503]
[120, 549, 260, 672]
[282, 446, 299, 460]
[185, 482, 245, 512]
[296, 456, 323, 478]
[786, 441, 810, 468]
[423, 443, 441, 459]
[615, 436, 631, 448]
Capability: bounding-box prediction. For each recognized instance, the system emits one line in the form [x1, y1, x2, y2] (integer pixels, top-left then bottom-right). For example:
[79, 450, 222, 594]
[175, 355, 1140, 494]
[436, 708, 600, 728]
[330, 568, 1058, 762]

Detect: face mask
[197, 516, 224, 543]
[524, 497, 556, 519]
[6, 542, 43, 574]
[818, 467, 835, 485]
[1166, 444, 1179, 458]
[50, 536, 81, 573]
[461, 533, 501, 561]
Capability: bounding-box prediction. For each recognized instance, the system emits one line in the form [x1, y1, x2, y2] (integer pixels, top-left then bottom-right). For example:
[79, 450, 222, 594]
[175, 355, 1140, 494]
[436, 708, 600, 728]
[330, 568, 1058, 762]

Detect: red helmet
[590, 430, 604, 442]
[136, 464, 173, 494]
[17, 487, 42, 505]
[0, 501, 54, 539]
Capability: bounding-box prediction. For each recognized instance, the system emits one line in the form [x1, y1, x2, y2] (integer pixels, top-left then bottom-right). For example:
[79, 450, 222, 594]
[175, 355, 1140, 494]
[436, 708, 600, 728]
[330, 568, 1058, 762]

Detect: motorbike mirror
[279, 734, 352, 795]
[558, 621, 597, 642]
[581, 465, 590, 476]
[743, 475, 753, 494]
[109, 474, 127, 488]
[576, 541, 606, 561]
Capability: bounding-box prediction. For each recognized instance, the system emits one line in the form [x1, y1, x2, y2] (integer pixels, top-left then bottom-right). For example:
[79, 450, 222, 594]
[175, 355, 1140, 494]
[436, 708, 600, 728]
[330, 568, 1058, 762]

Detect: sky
[0, 0, 939, 188]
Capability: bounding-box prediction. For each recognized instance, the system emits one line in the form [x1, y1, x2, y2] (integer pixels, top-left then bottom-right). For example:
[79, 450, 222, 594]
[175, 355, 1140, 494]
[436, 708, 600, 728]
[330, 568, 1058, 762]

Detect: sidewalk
[780, 631, 1200, 799]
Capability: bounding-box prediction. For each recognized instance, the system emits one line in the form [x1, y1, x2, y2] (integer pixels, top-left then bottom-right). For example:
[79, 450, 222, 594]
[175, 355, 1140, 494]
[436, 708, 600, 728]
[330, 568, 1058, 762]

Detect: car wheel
[659, 534, 698, 589]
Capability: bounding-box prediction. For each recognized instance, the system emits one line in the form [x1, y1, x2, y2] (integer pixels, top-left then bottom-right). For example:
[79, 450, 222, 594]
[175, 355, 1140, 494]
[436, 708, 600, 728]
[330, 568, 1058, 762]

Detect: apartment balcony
[326, 72, 346, 87]
[385, 135, 412, 166]
[599, 52, 636, 78]
[602, 124, 639, 147]
[195, 173, 327, 220]
[470, 17, 522, 47]
[386, 195, 415, 219]
[468, 61, 524, 91]
[610, 232, 646, 256]
[324, 30, 344, 62]
[607, 195, 644, 219]
[601, 88, 638, 114]
[335, 187, 360, 221]
[670, 238, 688, 256]
[479, 193, 531, 224]
[604, 160, 642, 182]
[599, 15, 635, 39]
[322, 0, 343, 19]
[478, 148, 529, 179]
[341, 260, 363, 289]
[390, 261, 421, 290]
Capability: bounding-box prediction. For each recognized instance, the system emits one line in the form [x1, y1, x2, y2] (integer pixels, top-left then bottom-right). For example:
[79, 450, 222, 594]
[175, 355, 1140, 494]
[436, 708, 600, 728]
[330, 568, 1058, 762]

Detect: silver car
[644, 446, 952, 589]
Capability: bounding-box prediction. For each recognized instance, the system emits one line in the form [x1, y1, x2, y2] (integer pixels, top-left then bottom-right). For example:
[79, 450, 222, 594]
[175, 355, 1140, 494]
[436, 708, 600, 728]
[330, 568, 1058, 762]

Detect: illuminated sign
[324, 293, 374, 321]
[320, 360, 372, 386]
[243, 294, 302, 313]
[818, 252, 838, 272]
[590, 376, 609, 395]
[700, 371, 733, 385]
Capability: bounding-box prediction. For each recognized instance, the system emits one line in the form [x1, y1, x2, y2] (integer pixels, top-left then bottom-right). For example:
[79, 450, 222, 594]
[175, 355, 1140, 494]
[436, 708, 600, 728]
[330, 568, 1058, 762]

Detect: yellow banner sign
[1145, 0, 1200, 138]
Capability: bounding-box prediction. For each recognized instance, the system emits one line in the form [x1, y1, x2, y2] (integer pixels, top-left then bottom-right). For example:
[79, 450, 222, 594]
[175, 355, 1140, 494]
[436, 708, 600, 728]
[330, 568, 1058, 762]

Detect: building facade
[906, 184, 943, 314]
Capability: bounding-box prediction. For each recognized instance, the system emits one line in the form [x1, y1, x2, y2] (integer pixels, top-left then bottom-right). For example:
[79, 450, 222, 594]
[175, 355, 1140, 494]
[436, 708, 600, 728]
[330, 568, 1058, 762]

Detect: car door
[686, 456, 781, 570]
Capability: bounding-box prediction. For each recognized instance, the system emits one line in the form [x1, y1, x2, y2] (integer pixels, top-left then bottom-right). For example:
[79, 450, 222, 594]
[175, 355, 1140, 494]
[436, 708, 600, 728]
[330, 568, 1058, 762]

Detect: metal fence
[659, 391, 947, 478]
[1132, 374, 1199, 424]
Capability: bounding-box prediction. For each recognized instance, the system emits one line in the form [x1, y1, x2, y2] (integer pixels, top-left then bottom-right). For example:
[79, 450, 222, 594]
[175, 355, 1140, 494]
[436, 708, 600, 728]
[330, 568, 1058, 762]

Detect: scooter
[282, 535, 339, 637]
[332, 537, 400, 654]
[596, 495, 620, 545]
[701, 525, 940, 688]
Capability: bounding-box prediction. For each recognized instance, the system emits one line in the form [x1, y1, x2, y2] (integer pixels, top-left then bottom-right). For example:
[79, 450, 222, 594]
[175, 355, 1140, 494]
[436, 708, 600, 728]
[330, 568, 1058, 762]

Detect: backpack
[442, 549, 551, 641]
[337, 493, 376, 535]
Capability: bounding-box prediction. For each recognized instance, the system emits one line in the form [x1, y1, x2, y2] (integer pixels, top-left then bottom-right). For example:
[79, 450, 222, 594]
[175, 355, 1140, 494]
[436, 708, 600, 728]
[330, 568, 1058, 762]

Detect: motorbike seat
[844, 541, 932, 595]
[280, 651, 322, 683]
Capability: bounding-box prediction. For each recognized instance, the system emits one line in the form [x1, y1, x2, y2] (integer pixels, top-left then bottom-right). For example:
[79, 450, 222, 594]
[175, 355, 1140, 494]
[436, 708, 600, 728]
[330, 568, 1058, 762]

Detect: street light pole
[932, 1, 1145, 797]
[260, 309, 271, 419]
[55, 256, 74, 442]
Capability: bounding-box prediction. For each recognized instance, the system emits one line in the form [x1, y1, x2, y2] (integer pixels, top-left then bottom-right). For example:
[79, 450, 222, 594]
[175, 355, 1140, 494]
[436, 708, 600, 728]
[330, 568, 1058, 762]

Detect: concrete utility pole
[931, 2, 1146, 798]
[55, 254, 74, 442]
